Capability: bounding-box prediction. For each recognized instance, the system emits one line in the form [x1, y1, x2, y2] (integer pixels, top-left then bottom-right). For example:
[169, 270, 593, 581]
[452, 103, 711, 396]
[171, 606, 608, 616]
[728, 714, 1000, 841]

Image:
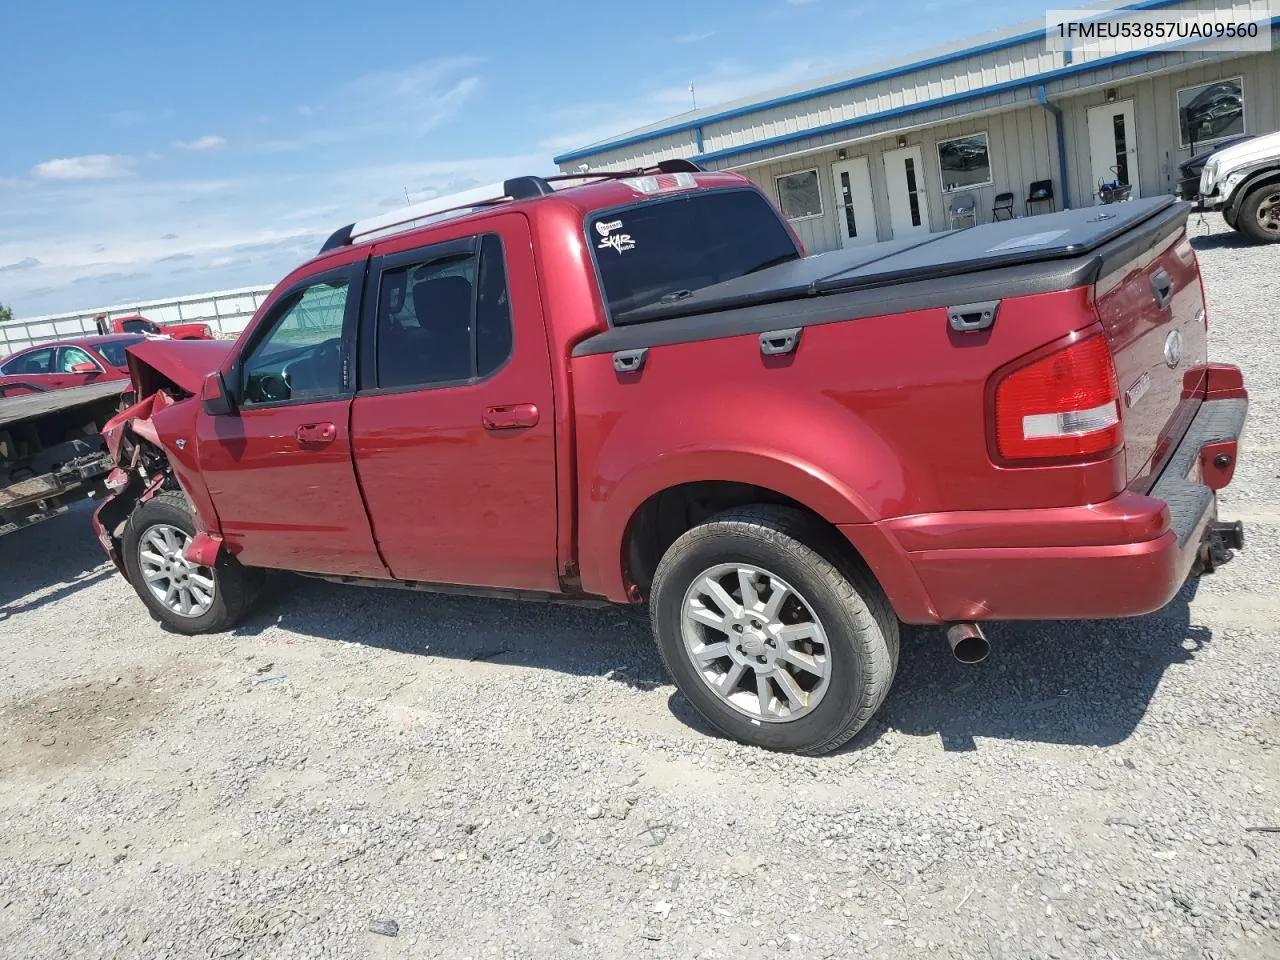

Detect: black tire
[1235, 183, 1280, 244]
[1223, 204, 1239, 230]
[121, 490, 262, 635]
[649, 505, 898, 755]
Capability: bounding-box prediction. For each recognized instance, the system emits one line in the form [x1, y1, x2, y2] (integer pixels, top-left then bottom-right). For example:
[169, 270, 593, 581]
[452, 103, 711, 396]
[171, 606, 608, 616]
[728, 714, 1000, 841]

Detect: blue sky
[1, 0, 1044, 317]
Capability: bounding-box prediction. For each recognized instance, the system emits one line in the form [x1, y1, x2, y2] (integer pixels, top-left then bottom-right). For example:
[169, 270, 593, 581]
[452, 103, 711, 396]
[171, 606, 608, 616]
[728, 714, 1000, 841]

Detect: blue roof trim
[553, 0, 1188, 164]
[691, 20, 1279, 166]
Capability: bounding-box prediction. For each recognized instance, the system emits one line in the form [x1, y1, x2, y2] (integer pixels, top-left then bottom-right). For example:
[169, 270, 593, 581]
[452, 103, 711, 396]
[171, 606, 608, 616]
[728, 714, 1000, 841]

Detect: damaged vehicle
[94, 163, 1247, 755]
[1, 380, 127, 537]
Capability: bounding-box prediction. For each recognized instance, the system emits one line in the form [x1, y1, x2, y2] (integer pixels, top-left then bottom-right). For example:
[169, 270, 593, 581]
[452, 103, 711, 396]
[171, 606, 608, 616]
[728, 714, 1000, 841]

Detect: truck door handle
[612, 349, 648, 374]
[1151, 268, 1174, 309]
[482, 403, 539, 431]
[759, 327, 803, 356]
[295, 422, 336, 445]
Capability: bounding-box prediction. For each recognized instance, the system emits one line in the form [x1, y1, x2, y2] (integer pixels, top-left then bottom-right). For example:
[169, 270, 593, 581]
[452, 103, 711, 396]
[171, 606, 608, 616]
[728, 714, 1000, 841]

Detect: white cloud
[0, 257, 40, 272]
[542, 55, 839, 155]
[0, 151, 546, 317]
[675, 30, 716, 43]
[3, 59, 497, 317]
[173, 135, 227, 151]
[252, 59, 484, 153]
[31, 154, 136, 181]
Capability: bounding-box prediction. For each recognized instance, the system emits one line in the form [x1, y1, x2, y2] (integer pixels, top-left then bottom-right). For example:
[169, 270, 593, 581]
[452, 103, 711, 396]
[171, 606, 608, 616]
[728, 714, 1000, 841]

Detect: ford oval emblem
[1163, 330, 1183, 369]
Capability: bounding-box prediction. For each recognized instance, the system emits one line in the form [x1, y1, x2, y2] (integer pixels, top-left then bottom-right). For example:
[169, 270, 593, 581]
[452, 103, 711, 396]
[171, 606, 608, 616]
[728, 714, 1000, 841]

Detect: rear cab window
[586, 187, 799, 325]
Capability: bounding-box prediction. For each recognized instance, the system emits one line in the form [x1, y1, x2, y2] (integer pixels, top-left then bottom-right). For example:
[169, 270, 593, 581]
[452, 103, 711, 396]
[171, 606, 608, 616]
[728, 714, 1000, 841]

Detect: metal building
[554, 0, 1280, 253]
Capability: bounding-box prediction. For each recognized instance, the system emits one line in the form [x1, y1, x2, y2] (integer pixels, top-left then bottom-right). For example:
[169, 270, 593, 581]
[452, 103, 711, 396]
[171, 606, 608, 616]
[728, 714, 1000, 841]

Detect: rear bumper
[854, 394, 1248, 624]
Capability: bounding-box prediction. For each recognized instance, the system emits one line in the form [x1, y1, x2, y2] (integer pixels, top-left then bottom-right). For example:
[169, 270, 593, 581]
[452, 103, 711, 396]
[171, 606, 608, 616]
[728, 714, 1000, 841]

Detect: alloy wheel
[680, 563, 831, 723]
[137, 523, 216, 618]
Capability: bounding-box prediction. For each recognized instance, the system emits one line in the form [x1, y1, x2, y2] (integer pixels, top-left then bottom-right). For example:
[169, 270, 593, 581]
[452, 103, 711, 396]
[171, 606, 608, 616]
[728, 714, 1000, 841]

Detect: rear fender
[579, 445, 882, 601]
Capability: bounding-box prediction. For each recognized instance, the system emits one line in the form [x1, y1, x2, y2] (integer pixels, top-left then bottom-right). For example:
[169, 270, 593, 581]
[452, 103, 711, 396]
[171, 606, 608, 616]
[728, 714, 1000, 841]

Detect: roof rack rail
[317, 159, 705, 254]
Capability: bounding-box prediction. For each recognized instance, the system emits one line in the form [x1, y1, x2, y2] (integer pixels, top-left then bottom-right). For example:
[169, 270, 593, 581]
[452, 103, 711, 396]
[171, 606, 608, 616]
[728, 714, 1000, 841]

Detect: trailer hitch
[1193, 519, 1245, 576]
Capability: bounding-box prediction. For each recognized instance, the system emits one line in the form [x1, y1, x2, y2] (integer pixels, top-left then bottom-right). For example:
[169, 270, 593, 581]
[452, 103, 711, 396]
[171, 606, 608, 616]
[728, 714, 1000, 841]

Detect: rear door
[196, 262, 387, 577]
[0, 347, 58, 394]
[1094, 226, 1206, 491]
[351, 214, 559, 591]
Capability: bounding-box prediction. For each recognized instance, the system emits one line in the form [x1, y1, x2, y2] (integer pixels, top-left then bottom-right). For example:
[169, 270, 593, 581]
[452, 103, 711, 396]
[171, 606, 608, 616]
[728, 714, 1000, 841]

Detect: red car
[92, 163, 1246, 755]
[0, 335, 145, 397]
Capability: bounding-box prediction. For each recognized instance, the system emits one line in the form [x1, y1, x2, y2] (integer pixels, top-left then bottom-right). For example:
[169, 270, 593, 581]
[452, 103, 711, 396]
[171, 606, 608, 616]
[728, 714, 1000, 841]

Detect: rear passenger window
[374, 234, 513, 389]
[4, 348, 55, 375]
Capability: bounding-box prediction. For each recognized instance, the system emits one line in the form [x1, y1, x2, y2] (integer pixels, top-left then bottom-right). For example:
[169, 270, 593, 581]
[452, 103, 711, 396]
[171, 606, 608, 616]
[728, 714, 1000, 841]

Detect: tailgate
[1093, 223, 1207, 492]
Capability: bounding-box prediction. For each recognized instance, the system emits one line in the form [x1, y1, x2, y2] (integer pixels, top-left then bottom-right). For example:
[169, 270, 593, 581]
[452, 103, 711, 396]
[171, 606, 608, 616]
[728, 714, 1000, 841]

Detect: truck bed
[0, 379, 127, 429]
[611, 196, 1180, 327]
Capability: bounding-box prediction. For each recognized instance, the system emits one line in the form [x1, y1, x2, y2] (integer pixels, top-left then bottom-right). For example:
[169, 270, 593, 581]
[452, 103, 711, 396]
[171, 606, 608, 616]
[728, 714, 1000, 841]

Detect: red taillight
[994, 335, 1121, 461]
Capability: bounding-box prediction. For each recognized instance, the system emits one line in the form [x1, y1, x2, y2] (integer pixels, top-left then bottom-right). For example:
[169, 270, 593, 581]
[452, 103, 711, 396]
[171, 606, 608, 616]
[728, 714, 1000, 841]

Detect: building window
[774, 169, 822, 220]
[937, 132, 993, 192]
[1177, 77, 1245, 149]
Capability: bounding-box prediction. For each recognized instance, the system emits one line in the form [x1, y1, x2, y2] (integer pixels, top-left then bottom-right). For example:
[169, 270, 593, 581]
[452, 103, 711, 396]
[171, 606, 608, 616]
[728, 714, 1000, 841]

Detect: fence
[0, 284, 276, 357]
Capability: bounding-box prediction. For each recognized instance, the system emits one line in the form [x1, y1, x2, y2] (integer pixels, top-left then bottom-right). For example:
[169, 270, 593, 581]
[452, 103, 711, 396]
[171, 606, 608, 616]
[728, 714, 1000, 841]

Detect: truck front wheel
[649, 506, 898, 755]
[1237, 183, 1280, 243]
[121, 490, 262, 635]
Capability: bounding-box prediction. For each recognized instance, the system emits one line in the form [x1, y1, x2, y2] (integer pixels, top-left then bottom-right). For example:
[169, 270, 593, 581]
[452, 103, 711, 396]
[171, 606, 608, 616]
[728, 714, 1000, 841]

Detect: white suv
[1199, 129, 1280, 243]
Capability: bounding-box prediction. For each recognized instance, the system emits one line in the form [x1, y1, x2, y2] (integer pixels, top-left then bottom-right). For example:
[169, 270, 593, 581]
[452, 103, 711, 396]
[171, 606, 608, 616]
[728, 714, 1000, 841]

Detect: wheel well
[1229, 168, 1280, 209]
[623, 481, 847, 599]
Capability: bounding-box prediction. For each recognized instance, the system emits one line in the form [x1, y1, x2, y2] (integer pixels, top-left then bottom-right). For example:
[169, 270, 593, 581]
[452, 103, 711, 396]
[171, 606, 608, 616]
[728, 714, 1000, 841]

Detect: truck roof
[311, 161, 748, 261]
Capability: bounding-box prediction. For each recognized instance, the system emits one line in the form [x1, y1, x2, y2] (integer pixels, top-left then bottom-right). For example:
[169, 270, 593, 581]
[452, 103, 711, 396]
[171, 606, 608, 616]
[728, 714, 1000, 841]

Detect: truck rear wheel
[1237, 183, 1280, 243]
[121, 491, 262, 635]
[649, 506, 898, 755]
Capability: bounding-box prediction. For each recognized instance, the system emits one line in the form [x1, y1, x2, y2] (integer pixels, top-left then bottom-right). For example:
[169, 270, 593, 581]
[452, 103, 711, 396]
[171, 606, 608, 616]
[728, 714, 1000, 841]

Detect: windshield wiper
[744, 252, 800, 275]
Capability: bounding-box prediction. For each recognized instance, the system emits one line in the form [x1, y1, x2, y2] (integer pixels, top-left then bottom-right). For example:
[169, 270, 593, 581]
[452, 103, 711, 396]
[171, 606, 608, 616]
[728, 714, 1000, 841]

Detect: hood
[1181, 135, 1254, 175]
[1208, 129, 1280, 173]
[126, 337, 234, 396]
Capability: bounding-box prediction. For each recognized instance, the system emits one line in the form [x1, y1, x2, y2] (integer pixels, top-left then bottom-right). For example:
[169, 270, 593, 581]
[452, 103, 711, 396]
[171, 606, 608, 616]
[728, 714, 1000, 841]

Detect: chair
[1025, 180, 1055, 216]
[992, 192, 1015, 220]
[947, 193, 978, 229]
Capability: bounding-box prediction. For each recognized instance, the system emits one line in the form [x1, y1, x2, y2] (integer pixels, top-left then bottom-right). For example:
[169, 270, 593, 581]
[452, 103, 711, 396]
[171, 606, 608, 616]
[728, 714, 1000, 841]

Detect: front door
[1087, 99, 1140, 201]
[55, 345, 105, 389]
[881, 145, 931, 237]
[196, 262, 387, 578]
[830, 156, 877, 248]
[351, 214, 559, 592]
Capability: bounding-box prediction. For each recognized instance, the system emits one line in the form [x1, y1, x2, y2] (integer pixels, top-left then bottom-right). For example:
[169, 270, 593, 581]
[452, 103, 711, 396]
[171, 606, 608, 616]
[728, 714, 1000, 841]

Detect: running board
[297, 573, 613, 608]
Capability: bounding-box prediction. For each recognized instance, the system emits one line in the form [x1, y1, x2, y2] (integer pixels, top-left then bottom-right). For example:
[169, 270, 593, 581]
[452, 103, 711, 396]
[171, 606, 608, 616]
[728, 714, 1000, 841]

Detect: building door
[1087, 99, 1140, 202]
[881, 145, 931, 237]
[830, 156, 878, 247]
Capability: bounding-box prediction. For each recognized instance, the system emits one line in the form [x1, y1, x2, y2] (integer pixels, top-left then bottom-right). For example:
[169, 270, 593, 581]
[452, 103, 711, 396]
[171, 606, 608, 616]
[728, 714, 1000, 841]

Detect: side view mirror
[200, 370, 237, 416]
[70, 362, 99, 374]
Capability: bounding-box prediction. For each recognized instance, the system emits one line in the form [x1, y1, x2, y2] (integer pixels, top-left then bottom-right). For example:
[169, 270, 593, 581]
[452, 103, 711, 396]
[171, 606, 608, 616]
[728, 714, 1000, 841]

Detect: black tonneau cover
[617, 196, 1178, 326]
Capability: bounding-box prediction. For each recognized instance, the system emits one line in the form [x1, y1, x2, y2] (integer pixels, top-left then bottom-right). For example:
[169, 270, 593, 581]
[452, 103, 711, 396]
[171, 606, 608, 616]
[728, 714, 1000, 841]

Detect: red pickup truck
[92, 163, 1247, 755]
[94, 313, 214, 341]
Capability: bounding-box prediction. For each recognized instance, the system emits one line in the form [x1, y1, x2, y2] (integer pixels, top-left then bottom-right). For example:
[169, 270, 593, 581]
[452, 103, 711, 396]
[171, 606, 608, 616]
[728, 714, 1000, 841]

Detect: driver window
[59, 346, 99, 372]
[242, 279, 349, 406]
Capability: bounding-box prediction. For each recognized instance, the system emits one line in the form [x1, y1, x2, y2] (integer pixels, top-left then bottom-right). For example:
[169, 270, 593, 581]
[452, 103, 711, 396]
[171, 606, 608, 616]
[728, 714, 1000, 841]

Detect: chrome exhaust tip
[946, 622, 990, 665]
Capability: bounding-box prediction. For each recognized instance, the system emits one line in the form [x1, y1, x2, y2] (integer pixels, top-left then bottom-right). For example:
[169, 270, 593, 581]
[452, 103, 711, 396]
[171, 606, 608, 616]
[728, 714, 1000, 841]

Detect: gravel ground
[1, 214, 1277, 960]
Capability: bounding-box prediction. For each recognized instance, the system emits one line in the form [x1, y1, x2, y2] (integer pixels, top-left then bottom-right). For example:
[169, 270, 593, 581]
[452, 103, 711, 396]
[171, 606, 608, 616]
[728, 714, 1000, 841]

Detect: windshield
[588, 188, 799, 324]
[96, 336, 147, 368]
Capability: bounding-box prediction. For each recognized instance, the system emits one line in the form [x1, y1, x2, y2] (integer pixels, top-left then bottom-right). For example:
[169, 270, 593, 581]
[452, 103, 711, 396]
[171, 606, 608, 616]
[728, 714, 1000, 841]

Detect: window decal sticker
[596, 219, 635, 254]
